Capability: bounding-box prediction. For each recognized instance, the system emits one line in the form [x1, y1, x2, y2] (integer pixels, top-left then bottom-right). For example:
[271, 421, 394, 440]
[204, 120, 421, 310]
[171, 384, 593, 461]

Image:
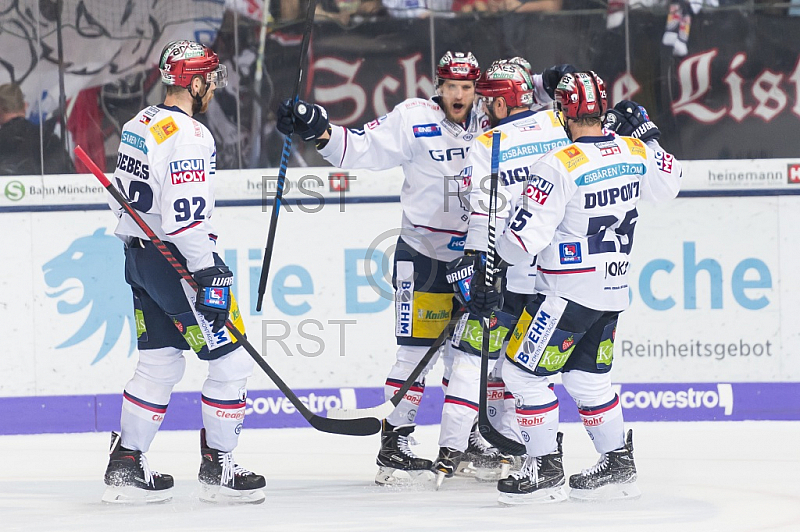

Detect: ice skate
[497, 432, 566, 505]
[375, 421, 434, 486]
[456, 423, 515, 482]
[433, 447, 465, 489]
[102, 432, 174, 504]
[198, 429, 266, 504]
[569, 429, 641, 501]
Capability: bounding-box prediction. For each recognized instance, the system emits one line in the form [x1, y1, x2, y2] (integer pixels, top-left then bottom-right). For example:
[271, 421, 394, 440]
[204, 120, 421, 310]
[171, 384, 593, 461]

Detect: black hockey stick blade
[76, 146, 381, 437]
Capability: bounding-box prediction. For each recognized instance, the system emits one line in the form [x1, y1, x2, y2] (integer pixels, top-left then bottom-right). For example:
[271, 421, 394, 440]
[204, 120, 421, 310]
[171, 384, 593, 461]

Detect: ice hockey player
[102, 40, 265, 504]
[464, 71, 682, 504]
[277, 51, 488, 485]
[278, 52, 575, 486]
[438, 60, 572, 486]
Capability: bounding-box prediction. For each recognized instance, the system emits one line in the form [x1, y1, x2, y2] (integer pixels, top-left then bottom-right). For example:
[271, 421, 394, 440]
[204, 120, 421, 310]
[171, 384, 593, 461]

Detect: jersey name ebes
[463, 109, 569, 295]
[495, 134, 682, 311]
[318, 97, 491, 262]
[111, 104, 218, 272]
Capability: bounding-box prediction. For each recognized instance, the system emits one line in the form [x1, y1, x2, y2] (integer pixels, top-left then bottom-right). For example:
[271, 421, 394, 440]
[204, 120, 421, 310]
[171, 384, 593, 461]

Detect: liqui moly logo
[169, 159, 205, 184]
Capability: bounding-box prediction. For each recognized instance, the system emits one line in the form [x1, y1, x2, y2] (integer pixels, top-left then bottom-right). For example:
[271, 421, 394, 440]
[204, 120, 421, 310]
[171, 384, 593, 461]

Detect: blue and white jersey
[318, 97, 491, 262]
[111, 104, 218, 272]
[496, 134, 682, 311]
[462, 109, 569, 294]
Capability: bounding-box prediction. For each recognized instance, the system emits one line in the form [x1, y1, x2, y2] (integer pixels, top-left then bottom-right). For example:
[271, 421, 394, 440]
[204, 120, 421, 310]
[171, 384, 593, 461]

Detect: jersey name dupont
[170, 159, 205, 184]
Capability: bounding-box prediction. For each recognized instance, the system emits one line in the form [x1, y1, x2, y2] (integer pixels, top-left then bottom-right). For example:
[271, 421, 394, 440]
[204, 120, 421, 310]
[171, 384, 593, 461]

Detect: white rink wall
[1, 159, 799, 432]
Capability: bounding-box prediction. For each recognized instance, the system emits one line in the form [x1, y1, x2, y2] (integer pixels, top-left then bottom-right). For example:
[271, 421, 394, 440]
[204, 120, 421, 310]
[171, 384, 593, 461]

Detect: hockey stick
[477, 132, 526, 456]
[326, 308, 465, 421]
[75, 146, 380, 437]
[254, 0, 319, 312]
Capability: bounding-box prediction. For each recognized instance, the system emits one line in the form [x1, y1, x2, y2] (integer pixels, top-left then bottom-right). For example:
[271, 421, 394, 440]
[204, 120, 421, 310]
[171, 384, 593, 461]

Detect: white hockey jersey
[496, 134, 682, 311]
[318, 97, 491, 262]
[111, 104, 218, 273]
[462, 109, 569, 294]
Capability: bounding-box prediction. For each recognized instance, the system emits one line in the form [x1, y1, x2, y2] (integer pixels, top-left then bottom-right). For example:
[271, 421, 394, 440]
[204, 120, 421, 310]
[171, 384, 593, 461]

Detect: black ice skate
[433, 447, 465, 489]
[457, 422, 515, 482]
[375, 421, 434, 486]
[568, 429, 641, 501]
[102, 432, 174, 504]
[199, 428, 266, 504]
[497, 432, 566, 505]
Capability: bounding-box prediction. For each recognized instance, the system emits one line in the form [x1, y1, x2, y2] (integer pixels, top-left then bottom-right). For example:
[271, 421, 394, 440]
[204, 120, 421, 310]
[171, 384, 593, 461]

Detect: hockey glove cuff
[604, 100, 661, 142]
[292, 100, 329, 141]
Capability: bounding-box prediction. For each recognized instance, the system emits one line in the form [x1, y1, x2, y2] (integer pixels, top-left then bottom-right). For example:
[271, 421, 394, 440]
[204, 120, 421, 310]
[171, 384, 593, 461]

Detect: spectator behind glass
[0, 83, 74, 175]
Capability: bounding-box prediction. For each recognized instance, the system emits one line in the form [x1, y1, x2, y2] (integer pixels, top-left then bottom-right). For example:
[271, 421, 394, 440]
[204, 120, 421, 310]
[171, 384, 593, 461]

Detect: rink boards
[2, 159, 800, 434]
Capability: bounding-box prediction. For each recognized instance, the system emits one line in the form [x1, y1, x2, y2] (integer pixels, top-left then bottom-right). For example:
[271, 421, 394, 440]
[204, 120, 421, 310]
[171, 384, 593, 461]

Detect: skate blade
[497, 486, 567, 506]
[101, 486, 173, 504]
[199, 484, 266, 505]
[434, 471, 447, 490]
[569, 481, 641, 502]
[474, 466, 505, 483]
[375, 467, 435, 487]
[454, 461, 477, 478]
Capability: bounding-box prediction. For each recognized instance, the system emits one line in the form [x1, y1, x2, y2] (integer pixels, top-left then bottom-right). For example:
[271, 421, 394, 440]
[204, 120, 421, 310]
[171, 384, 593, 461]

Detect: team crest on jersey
[524, 176, 554, 206]
[559, 242, 582, 264]
[477, 129, 508, 148]
[459, 165, 473, 187]
[412, 123, 442, 137]
[595, 141, 621, 157]
[555, 145, 589, 171]
[655, 151, 674, 173]
[517, 122, 541, 132]
[139, 106, 159, 125]
[150, 117, 179, 144]
[169, 159, 205, 184]
[622, 137, 646, 159]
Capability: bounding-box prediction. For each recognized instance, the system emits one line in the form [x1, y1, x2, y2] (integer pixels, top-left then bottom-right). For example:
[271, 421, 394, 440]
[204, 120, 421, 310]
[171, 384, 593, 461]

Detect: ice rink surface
[0, 421, 798, 532]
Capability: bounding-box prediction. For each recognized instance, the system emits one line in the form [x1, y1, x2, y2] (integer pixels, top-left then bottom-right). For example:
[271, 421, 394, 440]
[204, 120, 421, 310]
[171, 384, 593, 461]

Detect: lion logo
[42, 228, 135, 364]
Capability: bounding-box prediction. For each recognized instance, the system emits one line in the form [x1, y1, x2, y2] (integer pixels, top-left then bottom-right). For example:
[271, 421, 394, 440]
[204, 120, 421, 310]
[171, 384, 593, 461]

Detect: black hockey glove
[192, 265, 233, 333]
[604, 100, 661, 142]
[467, 262, 505, 319]
[276, 98, 302, 137]
[542, 64, 577, 100]
[290, 99, 329, 141]
[446, 252, 506, 319]
[446, 251, 483, 308]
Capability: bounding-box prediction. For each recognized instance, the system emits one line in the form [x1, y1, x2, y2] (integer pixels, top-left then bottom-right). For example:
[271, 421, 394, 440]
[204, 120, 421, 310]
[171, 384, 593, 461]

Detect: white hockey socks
[503, 361, 559, 458]
[120, 348, 186, 452]
[201, 347, 253, 452]
[562, 370, 625, 454]
[384, 345, 438, 426]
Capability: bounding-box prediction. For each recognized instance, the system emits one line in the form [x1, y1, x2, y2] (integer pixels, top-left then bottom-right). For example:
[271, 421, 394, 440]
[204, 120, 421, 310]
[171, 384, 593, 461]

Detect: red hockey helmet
[555, 71, 607, 120]
[476, 61, 534, 109]
[436, 51, 481, 85]
[159, 40, 228, 89]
